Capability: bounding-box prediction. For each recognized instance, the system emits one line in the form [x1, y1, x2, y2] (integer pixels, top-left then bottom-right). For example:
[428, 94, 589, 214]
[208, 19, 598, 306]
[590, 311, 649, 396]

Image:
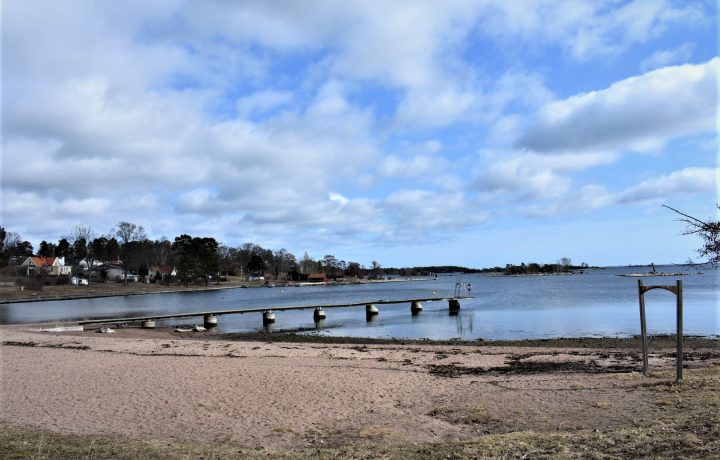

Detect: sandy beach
[1, 326, 718, 458]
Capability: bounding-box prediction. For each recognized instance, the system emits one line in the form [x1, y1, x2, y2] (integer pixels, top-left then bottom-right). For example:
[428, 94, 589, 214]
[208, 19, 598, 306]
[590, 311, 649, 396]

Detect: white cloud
[380, 155, 439, 178]
[516, 58, 718, 154]
[519, 167, 717, 218]
[478, 0, 707, 59]
[640, 43, 694, 71]
[472, 150, 618, 202]
[1, 0, 715, 262]
[522, 184, 615, 218]
[617, 167, 717, 204]
[328, 192, 349, 206]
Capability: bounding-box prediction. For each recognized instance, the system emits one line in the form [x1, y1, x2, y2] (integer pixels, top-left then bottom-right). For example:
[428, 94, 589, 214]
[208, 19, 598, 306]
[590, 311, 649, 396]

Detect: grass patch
[357, 425, 396, 440]
[428, 405, 499, 426]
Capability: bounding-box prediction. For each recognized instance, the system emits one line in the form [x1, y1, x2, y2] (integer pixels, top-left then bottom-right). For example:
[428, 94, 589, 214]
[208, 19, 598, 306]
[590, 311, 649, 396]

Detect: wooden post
[638, 280, 649, 376]
[676, 280, 683, 383]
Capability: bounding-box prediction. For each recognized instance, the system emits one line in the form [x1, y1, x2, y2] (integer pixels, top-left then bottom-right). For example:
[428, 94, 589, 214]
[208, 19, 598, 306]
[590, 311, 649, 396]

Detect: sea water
[1, 265, 717, 340]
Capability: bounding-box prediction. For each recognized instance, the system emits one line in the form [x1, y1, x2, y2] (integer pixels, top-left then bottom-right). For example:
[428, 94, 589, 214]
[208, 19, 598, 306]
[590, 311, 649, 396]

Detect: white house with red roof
[19, 256, 72, 276]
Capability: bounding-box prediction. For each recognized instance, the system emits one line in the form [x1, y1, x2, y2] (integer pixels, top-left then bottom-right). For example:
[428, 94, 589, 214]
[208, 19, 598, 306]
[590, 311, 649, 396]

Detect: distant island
[382, 260, 597, 277]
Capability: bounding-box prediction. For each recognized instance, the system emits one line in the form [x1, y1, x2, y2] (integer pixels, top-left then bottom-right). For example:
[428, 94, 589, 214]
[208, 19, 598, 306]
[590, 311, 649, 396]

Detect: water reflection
[455, 313, 474, 337]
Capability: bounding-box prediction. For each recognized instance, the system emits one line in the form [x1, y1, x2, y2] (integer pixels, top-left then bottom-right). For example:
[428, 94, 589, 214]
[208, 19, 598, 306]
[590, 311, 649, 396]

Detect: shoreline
[0, 277, 429, 305]
[7, 322, 720, 348]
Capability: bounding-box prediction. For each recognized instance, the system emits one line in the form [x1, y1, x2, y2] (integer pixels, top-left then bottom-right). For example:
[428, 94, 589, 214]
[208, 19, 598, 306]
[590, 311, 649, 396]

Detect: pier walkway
[77, 296, 474, 328]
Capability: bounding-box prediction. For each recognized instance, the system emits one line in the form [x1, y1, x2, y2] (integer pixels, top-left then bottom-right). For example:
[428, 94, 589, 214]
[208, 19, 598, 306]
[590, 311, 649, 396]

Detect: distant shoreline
[0, 277, 433, 305]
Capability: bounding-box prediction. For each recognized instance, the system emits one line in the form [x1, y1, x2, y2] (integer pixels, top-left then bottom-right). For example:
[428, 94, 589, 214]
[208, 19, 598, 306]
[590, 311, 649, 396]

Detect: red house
[307, 273, 329, 283]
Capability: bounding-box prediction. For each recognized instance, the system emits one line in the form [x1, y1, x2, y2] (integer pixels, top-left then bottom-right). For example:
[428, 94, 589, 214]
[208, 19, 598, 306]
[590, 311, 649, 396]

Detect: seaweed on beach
[2, 340, 37, 347]
[2, 340, 90, 350]
[427, 357, 639, 378]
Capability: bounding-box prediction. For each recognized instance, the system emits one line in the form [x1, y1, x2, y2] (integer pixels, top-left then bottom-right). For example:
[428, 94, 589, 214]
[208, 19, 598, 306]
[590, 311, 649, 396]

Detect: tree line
[0, 223, 383, 285]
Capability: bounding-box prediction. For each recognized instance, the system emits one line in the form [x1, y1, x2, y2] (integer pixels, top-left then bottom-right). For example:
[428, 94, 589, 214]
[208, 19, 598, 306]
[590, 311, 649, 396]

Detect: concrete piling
[263, 310, 276, 326]
[366, 304, 379, 321]
[410, 301, 423, 315]
[313, 307, 327, 322]
[141, 319, 156, 329]
[204, 314, 218, 328]
[448, 299, 461, 316]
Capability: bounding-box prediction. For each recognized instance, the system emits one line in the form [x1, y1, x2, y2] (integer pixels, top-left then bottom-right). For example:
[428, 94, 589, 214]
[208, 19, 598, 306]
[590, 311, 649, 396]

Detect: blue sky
[1, 0, 717, 267]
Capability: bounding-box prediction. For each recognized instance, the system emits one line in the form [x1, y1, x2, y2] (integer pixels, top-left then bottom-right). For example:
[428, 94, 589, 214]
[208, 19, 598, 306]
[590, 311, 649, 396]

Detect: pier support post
[204, 314, 218, 328]
[366, 304, 379, 321]
[313, 307, 327, 322]
[141, 319, 156, 329]
[410, 301, 423, 315]
[448, 299, 461, 316]
[263, 310, 276, 326]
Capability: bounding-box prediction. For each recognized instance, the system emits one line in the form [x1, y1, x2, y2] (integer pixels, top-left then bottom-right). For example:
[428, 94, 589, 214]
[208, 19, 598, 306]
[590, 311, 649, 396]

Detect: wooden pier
[77, 296, 473, 329]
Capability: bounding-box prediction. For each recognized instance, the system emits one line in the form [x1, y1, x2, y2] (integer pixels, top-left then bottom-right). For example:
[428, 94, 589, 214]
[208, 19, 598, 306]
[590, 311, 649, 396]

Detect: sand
[1, 326, 718, 450]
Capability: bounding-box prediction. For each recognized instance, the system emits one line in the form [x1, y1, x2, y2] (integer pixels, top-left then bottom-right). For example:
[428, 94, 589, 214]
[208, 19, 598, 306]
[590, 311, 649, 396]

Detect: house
[288, 270, 309, 282]
[18, 256, 72, 276]
[96, 263, 138, 282]
[307, 273, 329, 283]
[149, 265, 177, 279]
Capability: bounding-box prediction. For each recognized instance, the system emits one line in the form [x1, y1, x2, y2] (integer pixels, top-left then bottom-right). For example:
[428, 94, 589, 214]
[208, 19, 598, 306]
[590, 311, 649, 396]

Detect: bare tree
[371, 260, 382, 279]
[114, 222, 147, 284]
[69, 225, 97, 284]
[664, 205, 720, 265]
[299, 252, 315, 275]
[152, 237, 172, 279]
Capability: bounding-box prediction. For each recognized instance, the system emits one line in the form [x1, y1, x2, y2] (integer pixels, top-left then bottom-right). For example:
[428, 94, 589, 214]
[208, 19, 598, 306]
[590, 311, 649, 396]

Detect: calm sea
[1, 265, 717, 340]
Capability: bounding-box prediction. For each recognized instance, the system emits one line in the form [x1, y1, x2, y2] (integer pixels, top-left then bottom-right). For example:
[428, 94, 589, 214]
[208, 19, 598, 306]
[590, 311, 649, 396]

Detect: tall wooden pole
[676, 280, 683, 383]
[638, 279, 649, 376]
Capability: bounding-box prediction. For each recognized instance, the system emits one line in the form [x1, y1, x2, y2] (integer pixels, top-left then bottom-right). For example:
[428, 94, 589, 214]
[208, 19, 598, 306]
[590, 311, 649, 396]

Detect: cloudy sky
[1, 0, 717, 267]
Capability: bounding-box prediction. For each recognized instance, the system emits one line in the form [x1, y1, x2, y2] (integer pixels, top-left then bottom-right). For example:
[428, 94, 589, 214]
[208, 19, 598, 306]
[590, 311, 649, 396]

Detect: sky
[1, 0, 718, 268]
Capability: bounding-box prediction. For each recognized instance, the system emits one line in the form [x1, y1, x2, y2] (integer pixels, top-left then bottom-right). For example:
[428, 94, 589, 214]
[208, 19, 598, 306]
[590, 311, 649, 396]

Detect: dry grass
[357, 425, 397, 440]
[428, 405, 499, 426]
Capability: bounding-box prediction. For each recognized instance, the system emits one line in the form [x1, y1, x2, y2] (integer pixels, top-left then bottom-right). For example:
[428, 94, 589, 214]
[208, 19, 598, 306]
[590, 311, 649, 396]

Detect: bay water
[1, 265, 717, 340]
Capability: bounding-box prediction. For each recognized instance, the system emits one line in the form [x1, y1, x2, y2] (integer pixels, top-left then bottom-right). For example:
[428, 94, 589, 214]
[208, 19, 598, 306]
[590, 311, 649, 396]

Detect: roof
[25, 256, 59, 267]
